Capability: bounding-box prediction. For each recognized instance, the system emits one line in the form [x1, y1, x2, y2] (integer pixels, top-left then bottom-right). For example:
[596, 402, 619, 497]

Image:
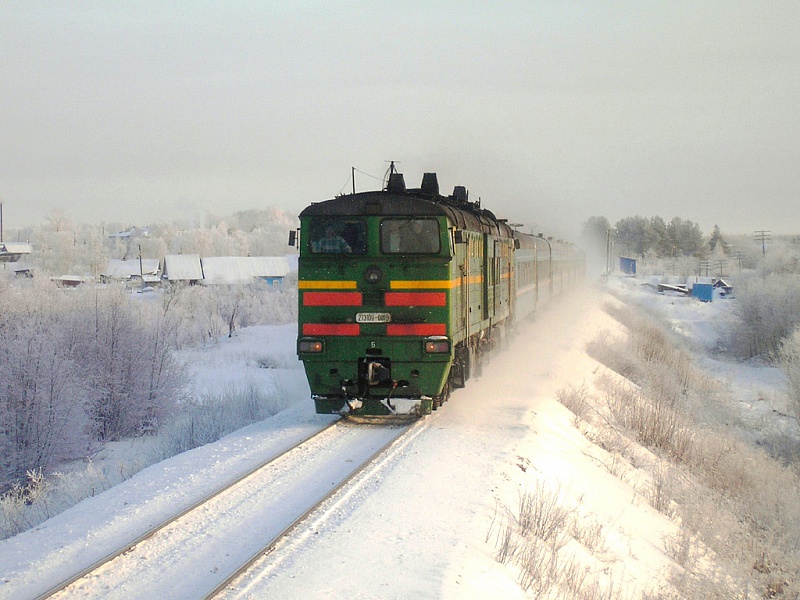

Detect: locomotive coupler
[367, 361, 391, 386]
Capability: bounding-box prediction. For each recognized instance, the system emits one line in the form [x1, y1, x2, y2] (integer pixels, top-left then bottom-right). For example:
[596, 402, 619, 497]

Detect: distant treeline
[581, 215, 725, 260]
[6, 206, 298, 277]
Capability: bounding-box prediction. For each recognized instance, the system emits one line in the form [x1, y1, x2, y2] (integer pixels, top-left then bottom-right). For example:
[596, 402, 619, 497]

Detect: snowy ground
[0, 277, 790, 599]
[613, 276, 798, 444]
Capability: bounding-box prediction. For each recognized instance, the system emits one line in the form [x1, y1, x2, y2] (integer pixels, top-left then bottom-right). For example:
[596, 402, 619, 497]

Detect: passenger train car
[294, 167, 584, 416]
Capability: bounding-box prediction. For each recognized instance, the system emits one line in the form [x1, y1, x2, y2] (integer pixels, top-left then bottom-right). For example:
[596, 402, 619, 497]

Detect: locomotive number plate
[356, 312, 391, 323]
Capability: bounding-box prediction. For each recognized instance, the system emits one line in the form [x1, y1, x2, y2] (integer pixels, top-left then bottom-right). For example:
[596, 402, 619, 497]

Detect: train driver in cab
[313, 224, 352, 254]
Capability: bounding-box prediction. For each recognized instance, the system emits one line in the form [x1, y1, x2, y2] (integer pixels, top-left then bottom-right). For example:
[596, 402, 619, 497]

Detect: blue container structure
[619, 257, 637, 275]
[693, 283, 713, 302]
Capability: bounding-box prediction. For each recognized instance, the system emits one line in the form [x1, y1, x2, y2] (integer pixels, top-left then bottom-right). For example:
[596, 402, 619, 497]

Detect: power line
[754, 230, 771, 256]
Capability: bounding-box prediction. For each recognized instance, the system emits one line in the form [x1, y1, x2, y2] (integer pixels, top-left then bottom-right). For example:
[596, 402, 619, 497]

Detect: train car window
[380, 219, 440, 254]
[310, 219, 366, 254]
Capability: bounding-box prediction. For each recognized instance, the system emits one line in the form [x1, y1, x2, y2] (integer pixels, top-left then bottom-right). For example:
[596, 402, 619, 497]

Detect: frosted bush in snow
[149, 383, 287, 460]
[588, 297, 800, 598]
[780, 327, 800, 425]
[727, 273, 800, 360]
[160, 282, 297, 348]
[0, 282, 93, 490]
[0, 282, 186, 491]
[63, 286, 184, 441]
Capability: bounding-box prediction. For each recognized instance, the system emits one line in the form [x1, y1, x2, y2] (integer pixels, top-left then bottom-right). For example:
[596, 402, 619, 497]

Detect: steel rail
[35, 419, 340, 600]
[204, 417, 423, 599]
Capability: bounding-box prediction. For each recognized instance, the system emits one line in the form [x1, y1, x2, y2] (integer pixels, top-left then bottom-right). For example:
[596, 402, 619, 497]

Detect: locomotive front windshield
[309, 219, 366, 254]
[380, 218, 440, 254]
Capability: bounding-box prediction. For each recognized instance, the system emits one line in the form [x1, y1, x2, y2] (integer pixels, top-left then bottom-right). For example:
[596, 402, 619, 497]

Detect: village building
[161, 254, 204, 284]
[101, 258, 161, 285]
[200, 256, 290, 287]
[0, 242, 32, 263]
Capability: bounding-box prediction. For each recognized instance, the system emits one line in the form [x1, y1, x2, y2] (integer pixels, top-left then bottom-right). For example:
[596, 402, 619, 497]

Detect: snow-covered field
[0, 277, 789, 599]
[614, 277, 798, 444]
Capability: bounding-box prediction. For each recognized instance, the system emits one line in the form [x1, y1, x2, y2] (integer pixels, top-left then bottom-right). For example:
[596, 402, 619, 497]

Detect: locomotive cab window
[310, 219, 366, 254]
[380, 218, 440, 254]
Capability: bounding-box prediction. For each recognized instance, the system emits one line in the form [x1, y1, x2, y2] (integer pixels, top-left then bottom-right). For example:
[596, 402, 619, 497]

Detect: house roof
[200, 256, 290, 285]
[0, 242, 32, 254]
[103, 258, 160, 278]
[108, 227, 150, 239]
[163, 254, 204, 281]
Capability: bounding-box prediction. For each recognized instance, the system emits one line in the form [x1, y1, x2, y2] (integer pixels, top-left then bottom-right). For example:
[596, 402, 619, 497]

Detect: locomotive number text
[356, 312, 392, 323]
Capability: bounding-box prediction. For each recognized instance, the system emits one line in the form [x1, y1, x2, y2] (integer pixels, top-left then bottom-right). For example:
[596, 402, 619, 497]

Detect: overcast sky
[2, 2, 798, 238]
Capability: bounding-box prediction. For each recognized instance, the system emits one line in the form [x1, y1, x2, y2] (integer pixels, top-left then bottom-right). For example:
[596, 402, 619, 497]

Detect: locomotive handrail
[536, 233, 554, 297]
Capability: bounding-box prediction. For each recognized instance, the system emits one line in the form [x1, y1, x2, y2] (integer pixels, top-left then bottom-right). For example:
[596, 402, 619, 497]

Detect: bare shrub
[571, 516, 605, 553]
[517, 537, 559, 594]
[592, 295, 800, 599]
[494, 520, 517, 565]
[600, 377, 694, 463]
[587, 335, 639, 381]
[160, 282, 297, 349]
[0, 469, 52, 538]
[647, 460, 678, 515]
[557, 384, 592, 424]
[149, 383, 285, 461]
[0, 461, 132, 540]
[559, 560, 592, 598]
[489, 480, 629, 598]
[582, 430, 630, 478]
[584, 424, 632, 459]
[516, 482, 572, 549]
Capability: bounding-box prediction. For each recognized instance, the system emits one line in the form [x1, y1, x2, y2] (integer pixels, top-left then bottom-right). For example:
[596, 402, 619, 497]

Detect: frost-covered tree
[579, 216, 611, 275]
[614, 216, 652, 258]
[728, 273, 800, 359]
[779, 327, 800, 425]
[709, 224, 725, 252]
[649, 216, 672, 257]
[68, 286, 182, 441]
[0, 281, 92, 490]
[0, 281, 187, 490]
[667, 217, 706, 258]
[581, 216, 611, 246]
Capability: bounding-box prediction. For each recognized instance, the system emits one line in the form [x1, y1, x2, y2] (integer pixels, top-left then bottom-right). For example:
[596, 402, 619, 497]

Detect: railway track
[38, 417, 421, 600]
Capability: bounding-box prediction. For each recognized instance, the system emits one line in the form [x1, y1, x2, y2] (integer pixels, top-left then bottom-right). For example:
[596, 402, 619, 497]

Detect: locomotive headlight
[298, 339, 324, 353]
[364, 265, 383, 285]
[424, 336, 450, 354]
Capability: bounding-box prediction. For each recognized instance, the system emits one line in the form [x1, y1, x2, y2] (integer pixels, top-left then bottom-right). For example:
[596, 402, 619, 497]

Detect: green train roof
[298, 171, 583, 258]
[300, 172, 515, 237]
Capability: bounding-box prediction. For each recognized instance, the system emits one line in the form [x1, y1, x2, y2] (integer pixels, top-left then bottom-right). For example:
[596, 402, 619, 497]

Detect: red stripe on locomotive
[302, 323, 361, 336]
[386, 323, 446, 336]
[384, 292, 446, 307]
[303, 291, 363, 306]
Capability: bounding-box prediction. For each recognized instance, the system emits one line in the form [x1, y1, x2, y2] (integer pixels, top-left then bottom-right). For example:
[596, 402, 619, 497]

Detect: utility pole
[1, 201, 4, 243]
[754, 230, 771, 257]
[139, 244, 144, 291]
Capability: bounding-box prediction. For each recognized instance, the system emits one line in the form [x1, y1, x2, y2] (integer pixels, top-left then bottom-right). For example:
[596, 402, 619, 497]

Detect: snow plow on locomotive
[293, 167, 584, 416]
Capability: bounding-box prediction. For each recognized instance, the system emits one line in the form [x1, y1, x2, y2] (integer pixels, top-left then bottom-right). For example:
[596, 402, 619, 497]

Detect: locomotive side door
[461, 233, 469, 343]
[484, 235, 493, 321]
[492, 239, 501, 319]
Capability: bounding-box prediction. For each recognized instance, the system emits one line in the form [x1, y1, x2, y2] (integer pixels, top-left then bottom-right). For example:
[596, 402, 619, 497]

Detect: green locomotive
[295, 167, 584, 416]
